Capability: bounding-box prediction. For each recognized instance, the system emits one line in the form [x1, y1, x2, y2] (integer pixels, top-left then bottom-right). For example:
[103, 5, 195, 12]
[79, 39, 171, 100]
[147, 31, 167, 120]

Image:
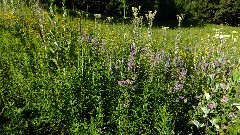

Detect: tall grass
[0, 0, 240, 134]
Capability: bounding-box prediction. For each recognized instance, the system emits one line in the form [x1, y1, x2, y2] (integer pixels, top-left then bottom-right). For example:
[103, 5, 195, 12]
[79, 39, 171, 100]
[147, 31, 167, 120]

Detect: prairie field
[0, 1, 240, 134]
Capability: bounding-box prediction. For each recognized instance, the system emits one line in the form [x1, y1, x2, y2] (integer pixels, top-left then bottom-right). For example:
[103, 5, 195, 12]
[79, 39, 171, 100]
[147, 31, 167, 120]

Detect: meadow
[0, 1, 240, 134]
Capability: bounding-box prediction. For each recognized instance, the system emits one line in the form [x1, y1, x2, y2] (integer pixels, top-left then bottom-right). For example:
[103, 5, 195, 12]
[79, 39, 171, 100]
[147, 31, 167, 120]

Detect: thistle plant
[177, 14, 185, 27]
[175, 14, 185, 55]
[145, 10, 157, 47]
[132, 6, 143, 41]
[106, 16, 113, 24]
[94, 14, 101, 38]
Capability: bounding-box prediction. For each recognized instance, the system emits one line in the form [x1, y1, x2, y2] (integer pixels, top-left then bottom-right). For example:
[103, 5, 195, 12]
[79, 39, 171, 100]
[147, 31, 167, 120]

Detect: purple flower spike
[164, 57, 170, 70]
[130, 42, 136, 54]
[128, 42, 136, 71]
[178, 83, 184, 89]
[179, 69, 187, 79]
[128, 57, 134, 71]
[177, 61, 182, 68]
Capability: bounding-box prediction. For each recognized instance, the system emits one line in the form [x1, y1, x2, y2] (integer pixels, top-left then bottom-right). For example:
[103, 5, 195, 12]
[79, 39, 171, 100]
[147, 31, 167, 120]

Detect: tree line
[39, 0, 240, 26]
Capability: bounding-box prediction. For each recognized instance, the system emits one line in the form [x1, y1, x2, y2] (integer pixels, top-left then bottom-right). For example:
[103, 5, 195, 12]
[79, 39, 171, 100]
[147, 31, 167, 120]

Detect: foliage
[0, 0, 240, 134]
[36, 0, 240, 26]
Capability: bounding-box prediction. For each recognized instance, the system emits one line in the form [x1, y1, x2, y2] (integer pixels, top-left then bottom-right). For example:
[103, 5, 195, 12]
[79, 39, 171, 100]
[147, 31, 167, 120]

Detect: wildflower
[203, 62, 208, 70]
[164, 57, 170, 70]
[195, 95, 201, 99]
[82, 30, 87, 36]
[208, 103, 215, 109]
[220, 83, 229, 90]
[207, 103, 217, 109]
[118, 79, 134, 85]
[179, 69, 187, 79]
[221, 95, 229, 103]
[162, 26, 169, 30]
[94, 14, 101, 19]
[115, 61, 119, 69]
[177, 61, 182, 68]
[153, 54, 160, 66]
[214, 60, 219, 68]
[184, 98, 188, 103]
[128, 55, 134, 71]
[214, 34, 230, 39]
[219, 34, 230, 39]
[220, 57, 226, 65]
[179, 96, 184, 100]
[131, 84, 138, 91]
[177, 83, 184, 89]
[229, 112, 237, 119]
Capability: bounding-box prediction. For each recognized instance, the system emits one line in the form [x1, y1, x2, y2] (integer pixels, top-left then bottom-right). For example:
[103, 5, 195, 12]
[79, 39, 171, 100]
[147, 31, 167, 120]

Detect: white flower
[219, 34, 230, 39]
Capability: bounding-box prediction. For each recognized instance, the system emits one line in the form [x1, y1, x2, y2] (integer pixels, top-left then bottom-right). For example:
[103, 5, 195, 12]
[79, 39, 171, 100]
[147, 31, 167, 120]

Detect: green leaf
[232, 103, 240, 110]
[51, 58, 58, 65]
[210, 118, 220, 130]
[232, 70, 240, 82]
[201, 107, 210, 117]
[192, 120, 204, 129]
[204, 92, 211, 100]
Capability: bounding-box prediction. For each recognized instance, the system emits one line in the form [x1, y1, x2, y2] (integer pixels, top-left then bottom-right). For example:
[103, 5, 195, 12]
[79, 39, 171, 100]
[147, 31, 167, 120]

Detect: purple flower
[177, 83, 184, 89]
[168, 87, 173, 94]
[220, 83, 229, 90]
[221, 57, 226, 65]
[164, 57, 170, 70]
[229, 112, 237, 119]
[130, 42, 136, 54]
[154, 54, 160, 66]
[177, 61, 182, 68]
[179, 69, 187, 79]
[173, 82, 184, 92]
[207, 103, 217, 109]
[203, 62, 208, 70]
[208, 103, 214, 109]
[128, 42, 136, 71]
[82, 30, 87, 36]
[221, 95, 229, 103]
[118, 79, 134, 85]
[214, 60, 219, 68]
[128, 56, 134, 71]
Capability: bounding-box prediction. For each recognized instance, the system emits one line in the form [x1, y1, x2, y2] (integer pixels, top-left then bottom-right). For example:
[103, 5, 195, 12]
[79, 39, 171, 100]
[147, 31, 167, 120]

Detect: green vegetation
[43, 0, 240, 26]
[0, 0, 240, 134]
